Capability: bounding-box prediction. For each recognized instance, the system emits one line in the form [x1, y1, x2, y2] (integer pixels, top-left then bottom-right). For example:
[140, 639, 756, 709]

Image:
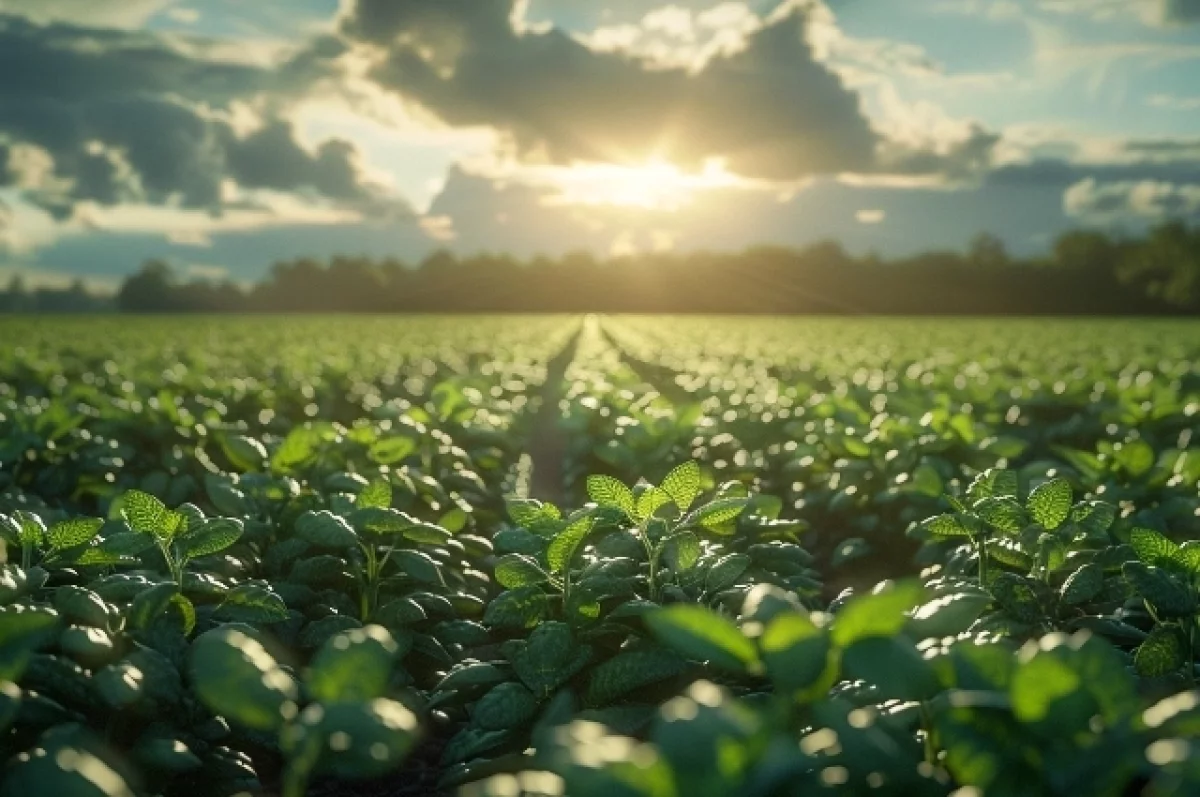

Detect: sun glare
[539, 157, 741, 211]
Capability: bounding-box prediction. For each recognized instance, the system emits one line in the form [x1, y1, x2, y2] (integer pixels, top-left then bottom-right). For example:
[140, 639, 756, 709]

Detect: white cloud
[1064, 177, 1200, 221]
[0, 0, 172, 28]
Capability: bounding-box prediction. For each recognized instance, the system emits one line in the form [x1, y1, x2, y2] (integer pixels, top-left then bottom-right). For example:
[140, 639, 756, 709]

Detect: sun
[538, 157, 742, 211]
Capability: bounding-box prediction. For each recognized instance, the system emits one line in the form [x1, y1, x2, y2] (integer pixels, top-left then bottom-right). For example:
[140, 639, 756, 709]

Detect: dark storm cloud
[1162, 0, 1200, 24]
[0, 14, 385, 217]
[341, 0, 883, 179]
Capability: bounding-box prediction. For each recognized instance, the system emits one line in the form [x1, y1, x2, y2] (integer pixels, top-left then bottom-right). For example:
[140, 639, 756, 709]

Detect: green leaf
[760, 612, 830, 693]
[547, 515, 596, 575]
[968, 468, 1018, 503]
[494, 554, 550, 589]
[130, 583, 193, 633]
[1135, 626, 1185, 678]
[178, 518, 243, 560]
[990, 573, 1044, 624]
[1059, 563, 1104, 605]
[924, 514, 974, 539]
[504, 498, 561, 536]
[190, 627, 299, 732]
[906, 592, 991, 639]
[472, 682, 539, 731]
[831, 581, 924, 648]
[1129, 527, 1178, 566]
[1114, 439, 1155, 478]
[121, 490, 169, 537]
[704, 553, 750, 594]
[294, 511, 357, 548]
[843, 636, 940, 701]
[484, 586, 551, 630]
[1123, 562, 1195, 617]
[358, 480, 393, 510]
[1027, 478, 1072, 530]
[308, 625, 398, 703]
[662, 532, 701, 572]
[0, 606, 59, 681]
[587, 475, 635, 516]
[683, 497, 749, 531]
[634, 486, 672, 521]
[368, 436, 417, 465]
[645, 605, 758, 673]
[1010, 653, 1080, 722]
[1, 742, 137, 797]
[1069, 501, 1116, 539]
[270, 426, 322, 472]
[1176, 541, 1200, 574]
[282, 699, 418, 781]
[585, 647, 685, 707]
[12, 511, 44, 548]
[215, 584, 289, 623]
[974, 497, 1025, 534]
[222, 435, 267, 471]
[46, 518, 103, 551]
[503, 621, 593, 697]
[394, 550, 444, 585]
[660, 461, 702, 512]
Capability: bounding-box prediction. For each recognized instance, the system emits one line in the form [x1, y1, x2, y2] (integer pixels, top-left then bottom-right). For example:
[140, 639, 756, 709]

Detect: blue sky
[0, 0, 1197, 289]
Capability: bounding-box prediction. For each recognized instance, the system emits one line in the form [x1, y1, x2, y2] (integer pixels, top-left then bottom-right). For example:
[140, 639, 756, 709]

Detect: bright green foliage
[645, 605, 759, 673]
[1027, 478, 1072, 530]
[1, 316, 1199, 797]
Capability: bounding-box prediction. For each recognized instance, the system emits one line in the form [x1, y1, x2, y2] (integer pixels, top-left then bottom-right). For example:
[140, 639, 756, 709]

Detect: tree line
[2, 222, 1198, 315]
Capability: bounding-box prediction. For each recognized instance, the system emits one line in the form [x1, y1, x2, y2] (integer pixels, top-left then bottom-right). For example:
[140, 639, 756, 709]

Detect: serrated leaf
[968, 468, 1018, 503]
[121, 490, 169, 537]
[215, 584, 289, 623]
[12, 511, 44, 548]
[974, 496, 1025, 534]
[308, 625, 398, 703]
[358, 480, 393, 510]
[547, 515, 596, 575]
[179, 518, 243, 560]
[990, 573, 1043, 624]
[646, 605, 758, 673]
[1069, 501, 1116, 539]
[505, 498, 561, 536]
[1135, 626, 1185, 678]
[924, 514, 974, 539]
[270, 426, 322, 472]
[46, 518, 103, 551]
[494, 554, 550, 589]
[660, 461, 702, 512]
[634, 486, 672, 521]
[586, 475, 635, 516]
[1129, 527, 1178, 566]
[1027, 478, 1072, 530]
[684, 497, 749, 530]
[1176, 541, 1200, 574]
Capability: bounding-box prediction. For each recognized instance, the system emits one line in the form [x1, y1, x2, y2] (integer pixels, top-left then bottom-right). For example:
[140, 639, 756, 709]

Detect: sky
[0, 0, 1198, 290]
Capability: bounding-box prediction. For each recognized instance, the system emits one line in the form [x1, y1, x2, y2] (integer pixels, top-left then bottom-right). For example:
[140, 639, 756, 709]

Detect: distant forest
[2, 222, 1199, 315]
